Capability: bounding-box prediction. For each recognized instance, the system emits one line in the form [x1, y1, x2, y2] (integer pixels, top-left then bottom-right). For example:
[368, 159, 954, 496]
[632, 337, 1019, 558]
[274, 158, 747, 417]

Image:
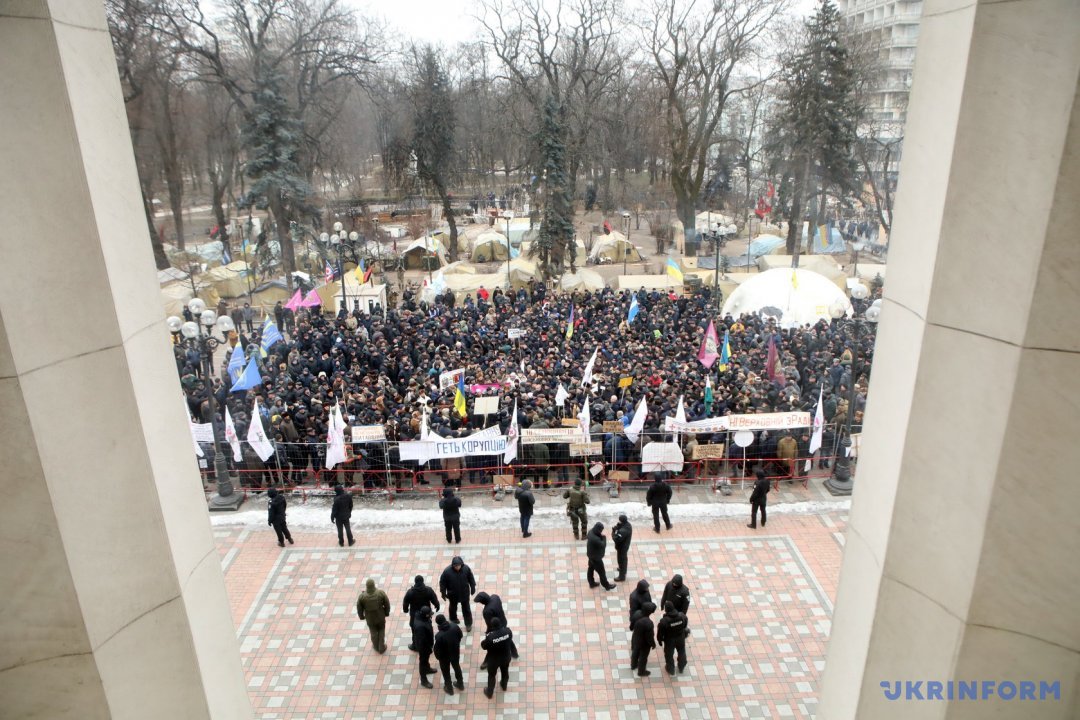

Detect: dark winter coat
[403, 579, 440, 618]
[661, 575, 691, 615]
[480, 618, 515, 664]
[612, 518, 633, 550]
[474, 591, 507, 632]
[645, 478, 673, 508]
[434, 619, 463, 661]
[267, 489, 287, 524]
[656, 607, 689, 645]
[514, 482, 535, 516]
[439, 488, 462, 521]
[586, 523, 607, 561]
[750, 475, 771, 504]
[439, 557, 476, 601]
[629, 580, 652, 628]
[413, 614, 435, 652]
[331, 485, 353, 522]
[631, 603, 657, 652]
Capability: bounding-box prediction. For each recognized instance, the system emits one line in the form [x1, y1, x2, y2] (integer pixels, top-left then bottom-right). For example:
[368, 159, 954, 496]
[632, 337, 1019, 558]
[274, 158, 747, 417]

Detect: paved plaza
[215, 494, 848, 719]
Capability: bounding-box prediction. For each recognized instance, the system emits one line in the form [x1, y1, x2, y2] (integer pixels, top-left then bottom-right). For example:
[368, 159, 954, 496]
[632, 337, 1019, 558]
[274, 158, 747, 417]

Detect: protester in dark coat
[439, 487, 462, 543]
[645, 475, 674, 533]
[433, 614, 465, 695]
[629, 579, 652, 628]
[413, 606, 437, 688]
[514, 480, 535, 537]
[480, 617, 515, 698]
[660, 574, 691, 615]
[656, 600, 690, 674]
[355, 578, 391, 654]
[630, 602, 657, 677]
[267, 487, 293, 547]
[330, 483, 354, 546]
[403, 575, 440, 650]
[748, 467, 771, 529]
[612, 514, 633, 582]
[439, 556, 476, 631]
[585, 522, 617, 590]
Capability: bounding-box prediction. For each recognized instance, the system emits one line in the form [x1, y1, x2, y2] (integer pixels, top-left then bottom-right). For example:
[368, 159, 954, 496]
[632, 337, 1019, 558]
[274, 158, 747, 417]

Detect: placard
[561, 418, 581, 428]
[521, 427, 583, 445]
[589, 462, 604, 477]
[350, 425, 386, 443]
[603, 421, 624, 432]
[439, 368, 465, 389]
[570, 442, 602, 457]
[507, 328, 526, 340]
[618, 376, 634, 388]
[641, 442, 685, 473]
[190, 422, 213, 443]
[608, 470, 630, 482]
[473, 396, 500, 416]
[692, 443, 727, 459]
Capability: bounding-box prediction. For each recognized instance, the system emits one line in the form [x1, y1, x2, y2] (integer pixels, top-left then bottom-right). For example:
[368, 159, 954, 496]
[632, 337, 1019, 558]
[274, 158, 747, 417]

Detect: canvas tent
[559, 268, 605, 293]
[494, 258, 540, 289]
[160, 281, 221, 317]
[335, 275, 388, 316]
[853, 263, 887, 282]
[721, 267, 852, 328]
[200, 260, 254, 298]
[420, 269, 506, 303]
[158, 267, 189, 286]
[756, 254, 847, 290]
[695, 211, 734, 233]
[614, 274, 684, 292]
[401, 236, 448, 269]
[441, 260, 479, 275]
[728, 234, 786, 267]
[801, 223, 847, 254]
[249, 279, 293, 313]
[472, 232, 518, 262]
[589, 232, 642, 263]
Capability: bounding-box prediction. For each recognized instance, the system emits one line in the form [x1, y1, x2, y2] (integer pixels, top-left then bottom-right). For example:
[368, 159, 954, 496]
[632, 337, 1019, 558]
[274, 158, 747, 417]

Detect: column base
[823, 475, 853, 496]
[208, 492, 245, 512]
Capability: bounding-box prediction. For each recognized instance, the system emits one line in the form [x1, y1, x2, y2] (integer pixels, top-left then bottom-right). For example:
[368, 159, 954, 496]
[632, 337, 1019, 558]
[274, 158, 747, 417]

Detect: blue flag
[261, 317, 283, 352]
[230, 357, 262, 393]
[628, 294, 640, 324]
[226, 343, 245, 381]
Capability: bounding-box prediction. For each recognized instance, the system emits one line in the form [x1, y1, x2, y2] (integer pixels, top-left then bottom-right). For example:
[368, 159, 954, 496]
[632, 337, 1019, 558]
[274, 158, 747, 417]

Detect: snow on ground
[211, 496, 851, 532]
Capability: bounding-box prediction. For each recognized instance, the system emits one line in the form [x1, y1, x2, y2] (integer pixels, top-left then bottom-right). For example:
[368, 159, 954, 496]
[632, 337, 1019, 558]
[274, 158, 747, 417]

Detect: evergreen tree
[531, 96, 577, 276]
[772, 0, 860, 259]
[242, 68, 312, 284]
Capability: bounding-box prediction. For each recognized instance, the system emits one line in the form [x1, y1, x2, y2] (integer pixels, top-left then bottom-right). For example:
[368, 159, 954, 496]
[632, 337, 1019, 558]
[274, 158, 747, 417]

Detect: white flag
[224, 406, 242, 461]
[578, 397, 591, 445]
[325, 404, 347, 470]
[625, 396, 649, 444]
[420, 408, 432, 441]
[246, 399, 275, 462]
[520, 357, 525, 374]
[190, 422, 205, 458]
[555, 383, 569, 407]
[504, 399, 519, 464]
[581, 346, 599, 388]
[808, 386, 825, 454]
[673, 395, 686, 443]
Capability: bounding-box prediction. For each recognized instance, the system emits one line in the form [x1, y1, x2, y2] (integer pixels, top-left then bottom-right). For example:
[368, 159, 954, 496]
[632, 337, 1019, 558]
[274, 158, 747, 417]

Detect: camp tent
[494, 258, 540, 289]
[158, 267, 190, 286]
[160, 281, 221, 317]
[472, 232, 518, 262]
[728, 234, 787, 267]
[756, 254, 847, 291]
[335, 275, 388, 316]
[801, 223, 847, 254]
[589, 232, 642, 263]
[721, 267, 852, 328]
[852, 263, 887, 282]
[250, 279, 293, 313]
[420, 269, 507, 303]
[614, 274, 684, 292]
[200, 260, 254, 298]
[695, 211, 734, 233]
[558, 268, 606, 293]
[401, 236, 448, 269]
[441, 260, 479, 275]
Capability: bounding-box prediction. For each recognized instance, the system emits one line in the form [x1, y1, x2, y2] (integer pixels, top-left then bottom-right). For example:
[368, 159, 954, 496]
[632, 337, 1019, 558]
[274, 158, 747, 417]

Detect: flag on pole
[555, 383, 569, 407]
[697, 320, 720, 369]
[578, 397, 591, 445]
[581, 346, 599, 388]
[809, 386, 825, 455]
[625, 396, 648, 444]
[246, 399, 275, 461]
[565, 304, 575, 341]
[454, 374, 468, 418]
[704, 376, 714, 409]
[325, 404, 347, 470]
[665, 258, 684, 283]
[300, 289, 322, 308]
[673, 395, 686, 443]
[628, 294, 640, 324]
[324, 261, 335, 285]
[420, 406, 432, 441]
[766, 335, 780, 383]
[503, 399, 519, 463]
[190, 421, 205, 458]
[224, 406, 242, 461]
[791, 268, 800, 289]
[261, 318, 283, 353]
[230, 356, 262, 392]
[719, 330, 733, 371]
[226, 343, 245, 381]
[284, 288, 303, 311]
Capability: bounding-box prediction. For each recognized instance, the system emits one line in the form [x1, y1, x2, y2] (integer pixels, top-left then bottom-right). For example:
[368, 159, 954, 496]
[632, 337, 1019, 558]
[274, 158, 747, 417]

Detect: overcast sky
[355, 0, 820, 47]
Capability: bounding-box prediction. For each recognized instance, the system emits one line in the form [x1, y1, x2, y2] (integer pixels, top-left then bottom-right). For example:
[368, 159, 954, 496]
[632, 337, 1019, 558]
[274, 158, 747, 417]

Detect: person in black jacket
[748, 467, 771, 529]
[267, 487, 293, 547]
[475, 591, 518, 669]
[629, 579, 652, 628]
[586, 522, 617, 590]
[656, 600, 689, 674]
[439, 556, 476, 631]
[612, 514, 633, 582]
[480, 617, 515, 698]
[630, 601, 657, 677]
[514, 480, 535, 537]
[330, 483, 354, 547]
[660, 574, 691, 616]
[439, 487, 462, 543]
[403, 576, 440, 651]
[433, 614, 465, 695]
[413, 606, 437, 688]
[645, 474, 674, 533]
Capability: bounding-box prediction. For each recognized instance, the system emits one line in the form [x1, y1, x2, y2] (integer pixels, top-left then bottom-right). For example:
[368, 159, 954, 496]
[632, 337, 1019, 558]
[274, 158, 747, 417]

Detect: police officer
[480, 617, 517, 698]
[748, 467, 771, 529]
[656, 600, 689, 674]
[660, 574, 691, 616]
[413, 606, 437, 688]
[433, 614, 464, 695]
[630, 602, 657, 677]
[330, 483, 354, 547]
[586, 522, 617, 590]
[403, 576, 440, 651]
[563, 478, 590, 540]
[267, 487, 293, 547]
[612, 514, 633, 582]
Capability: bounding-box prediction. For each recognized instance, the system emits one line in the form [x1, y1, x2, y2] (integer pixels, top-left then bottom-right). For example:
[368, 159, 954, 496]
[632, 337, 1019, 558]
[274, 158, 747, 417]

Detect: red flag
[767, 181, 776, 198]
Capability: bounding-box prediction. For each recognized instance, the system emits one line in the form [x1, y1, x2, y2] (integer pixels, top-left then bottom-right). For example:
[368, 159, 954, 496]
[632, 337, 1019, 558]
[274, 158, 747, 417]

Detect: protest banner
[569, 442, 602, 457]
[439, 368, 465, 389]
[349, 425, 386, 443]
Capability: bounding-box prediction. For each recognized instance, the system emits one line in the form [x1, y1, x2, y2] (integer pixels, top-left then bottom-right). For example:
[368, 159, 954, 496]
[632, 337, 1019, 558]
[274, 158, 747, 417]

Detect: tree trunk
[435, 177, 459, 263]
[786, 156, 811, 262]
[144, 190, 170, 270]
[268, 192, 295, 289]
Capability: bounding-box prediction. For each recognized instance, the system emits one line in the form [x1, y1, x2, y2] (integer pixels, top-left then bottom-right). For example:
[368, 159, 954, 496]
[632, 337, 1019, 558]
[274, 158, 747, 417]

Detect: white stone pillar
[0, 2, 252, 717]
[818, 0, 1080, 717]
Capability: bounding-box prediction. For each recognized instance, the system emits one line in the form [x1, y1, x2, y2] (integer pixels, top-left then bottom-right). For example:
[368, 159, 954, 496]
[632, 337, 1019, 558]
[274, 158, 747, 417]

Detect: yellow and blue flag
[666, 258, 683, 283]
[454, 374, 468, 418]
[566, 304, 575, 341]
[261, 317, 283, 354]
[719, 330, 732, 371]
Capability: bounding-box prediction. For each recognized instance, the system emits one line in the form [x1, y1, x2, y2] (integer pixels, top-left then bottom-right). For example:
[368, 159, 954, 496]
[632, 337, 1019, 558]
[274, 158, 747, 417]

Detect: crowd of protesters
[175, 281, 877, 489]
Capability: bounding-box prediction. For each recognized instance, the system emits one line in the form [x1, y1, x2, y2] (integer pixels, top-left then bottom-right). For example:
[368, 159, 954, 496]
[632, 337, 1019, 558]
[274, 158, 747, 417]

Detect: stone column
[0, 2, 252, 717]
[818, 0, 1080, 717]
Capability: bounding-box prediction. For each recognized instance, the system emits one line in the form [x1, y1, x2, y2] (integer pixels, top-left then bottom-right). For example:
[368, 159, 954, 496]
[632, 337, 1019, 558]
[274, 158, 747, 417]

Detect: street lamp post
[621, 211, 631, 276]
[503, 210, 513, 294]
[168, 298, 243, 511]
[823, 283, 880, 495]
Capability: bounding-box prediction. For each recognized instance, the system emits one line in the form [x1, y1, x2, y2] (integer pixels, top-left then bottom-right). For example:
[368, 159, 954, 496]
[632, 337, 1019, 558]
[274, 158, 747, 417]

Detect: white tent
[589, 232, 642, 262]
[472, 232, 516, 262]
[614, 274, 684, 292]
[559, 268, 606, 292]
[335, 276, 387, 316]
[494, 258, 540, 289]
[158, 267, 189, 286]
[695, 211, 734, 233]
[756, 254, 847, 290]
[421, 270, 506, 303]
[441, 260, 479, 275]
[721, 267, 853, 328]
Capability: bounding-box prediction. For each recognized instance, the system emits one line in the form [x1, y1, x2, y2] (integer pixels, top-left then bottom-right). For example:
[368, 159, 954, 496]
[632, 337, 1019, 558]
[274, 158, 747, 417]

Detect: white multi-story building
[838, 0, 923, 130]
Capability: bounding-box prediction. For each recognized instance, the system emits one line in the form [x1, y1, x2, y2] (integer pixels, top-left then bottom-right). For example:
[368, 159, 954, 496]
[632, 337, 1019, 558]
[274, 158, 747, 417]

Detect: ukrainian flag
[566, 304, 575, 341]
[666, 258, 684, 283]
[454, 374, 468, 418]
[719, 330, 732, 371]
